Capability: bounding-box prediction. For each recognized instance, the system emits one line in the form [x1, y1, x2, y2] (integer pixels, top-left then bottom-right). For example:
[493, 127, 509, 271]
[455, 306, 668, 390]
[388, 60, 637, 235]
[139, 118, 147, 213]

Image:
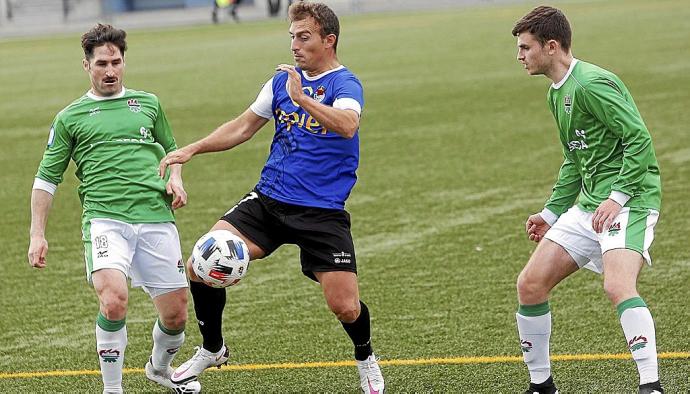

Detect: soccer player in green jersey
[512, 6, 663, 394]
[27, 24, 201, 394]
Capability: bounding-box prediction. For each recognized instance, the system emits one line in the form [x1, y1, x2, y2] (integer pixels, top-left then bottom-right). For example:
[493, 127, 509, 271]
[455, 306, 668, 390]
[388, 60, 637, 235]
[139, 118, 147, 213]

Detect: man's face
[516, 32, 551, 76]
[83, 43, 124, 97]
[289, 16, 332, 71]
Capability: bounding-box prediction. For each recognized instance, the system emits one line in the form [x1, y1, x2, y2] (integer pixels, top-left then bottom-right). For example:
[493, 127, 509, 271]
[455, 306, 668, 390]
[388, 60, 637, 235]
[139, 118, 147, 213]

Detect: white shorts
[544, 206, 659, 274]
[82, 218, 188, 296]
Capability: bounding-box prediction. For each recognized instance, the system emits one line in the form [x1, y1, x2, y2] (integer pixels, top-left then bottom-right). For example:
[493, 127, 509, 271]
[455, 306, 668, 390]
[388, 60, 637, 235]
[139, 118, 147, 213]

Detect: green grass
[1, 0, 689, 392]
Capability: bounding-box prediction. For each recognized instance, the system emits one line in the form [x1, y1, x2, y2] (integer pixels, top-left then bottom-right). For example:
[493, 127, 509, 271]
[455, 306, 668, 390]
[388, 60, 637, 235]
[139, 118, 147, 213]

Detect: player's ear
[324, 33, 337, 49]
[82, 58, 90, 72]
[546, 39, 559, 55]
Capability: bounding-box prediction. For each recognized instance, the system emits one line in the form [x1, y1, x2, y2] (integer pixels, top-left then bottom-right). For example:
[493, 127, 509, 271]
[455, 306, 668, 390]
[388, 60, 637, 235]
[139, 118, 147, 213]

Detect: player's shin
[517, 301, 552, 384]
[618, 297, 659, 385]
[151, 319, 184, 370]
[341, 300, 373, 361]
[190, 280, 226, 352]
[95, 313, 127, 393]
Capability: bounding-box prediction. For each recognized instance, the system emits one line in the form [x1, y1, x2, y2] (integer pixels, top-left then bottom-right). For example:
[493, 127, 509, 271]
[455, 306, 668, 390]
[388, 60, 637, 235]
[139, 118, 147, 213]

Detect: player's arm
[276, 64, 360, 139]
[582, 79, 653, 231]
[527, 154, 581, 242]
[159, 109, 269, 176]
[151, 99, 188, 209]
[29, 118, 72, 268]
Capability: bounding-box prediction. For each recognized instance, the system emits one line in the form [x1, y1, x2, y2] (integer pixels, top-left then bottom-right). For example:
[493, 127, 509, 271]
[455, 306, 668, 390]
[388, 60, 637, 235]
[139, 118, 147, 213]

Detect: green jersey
[36, 88, 178, 223]
[544, 59, 661, 215]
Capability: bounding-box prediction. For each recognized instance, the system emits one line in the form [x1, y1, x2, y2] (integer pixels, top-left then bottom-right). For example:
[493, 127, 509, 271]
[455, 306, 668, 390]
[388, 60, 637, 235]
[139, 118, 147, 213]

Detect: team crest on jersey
[313, 85, 326, 103]
[564, 95, 572, 114]
[127, 99, 141, 113]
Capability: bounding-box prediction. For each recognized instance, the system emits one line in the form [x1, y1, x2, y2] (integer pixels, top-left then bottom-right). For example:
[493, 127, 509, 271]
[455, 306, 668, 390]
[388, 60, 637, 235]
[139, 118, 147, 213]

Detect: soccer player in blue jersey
[512, 6, 663, 394]
[159, 2, 385, 392]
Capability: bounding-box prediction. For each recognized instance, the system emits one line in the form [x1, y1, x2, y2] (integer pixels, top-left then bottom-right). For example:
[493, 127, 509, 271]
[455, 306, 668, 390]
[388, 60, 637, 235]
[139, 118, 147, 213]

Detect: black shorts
[220, 189, 357, 281]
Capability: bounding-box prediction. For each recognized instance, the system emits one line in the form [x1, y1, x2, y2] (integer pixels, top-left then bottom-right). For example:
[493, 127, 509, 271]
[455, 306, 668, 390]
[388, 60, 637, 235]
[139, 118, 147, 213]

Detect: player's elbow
[339, 122, 359, 139]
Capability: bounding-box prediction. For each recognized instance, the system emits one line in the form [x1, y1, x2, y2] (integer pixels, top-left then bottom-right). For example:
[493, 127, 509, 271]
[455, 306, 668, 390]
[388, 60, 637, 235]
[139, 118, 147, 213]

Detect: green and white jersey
[35, 88, 178, 223]
[544, 59, 661, 216]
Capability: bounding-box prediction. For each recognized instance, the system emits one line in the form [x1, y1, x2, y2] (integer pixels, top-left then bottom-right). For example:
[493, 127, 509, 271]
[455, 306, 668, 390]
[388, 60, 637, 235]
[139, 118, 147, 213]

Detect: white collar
[301, 65, 344, 81]
[87, 86, 126, 101]
[551, 59, 578, 90]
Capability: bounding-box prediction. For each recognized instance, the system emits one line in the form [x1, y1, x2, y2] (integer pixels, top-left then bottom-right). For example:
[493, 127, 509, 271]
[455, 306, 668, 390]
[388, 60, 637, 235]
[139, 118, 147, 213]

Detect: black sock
[341, 301, 373, 361]
[190, 280, 226, 353]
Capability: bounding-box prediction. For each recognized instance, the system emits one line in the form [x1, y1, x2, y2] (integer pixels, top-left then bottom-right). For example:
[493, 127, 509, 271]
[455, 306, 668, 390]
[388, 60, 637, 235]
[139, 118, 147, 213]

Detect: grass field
[1, 0, 689, 392]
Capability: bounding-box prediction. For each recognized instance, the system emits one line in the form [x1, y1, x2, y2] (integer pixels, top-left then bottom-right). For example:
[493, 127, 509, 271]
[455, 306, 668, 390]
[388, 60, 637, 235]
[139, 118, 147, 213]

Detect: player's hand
[276, 64, 305, 105]
[28, 235, 48, 269]
[592, 198, 622, 233]
[166, 175, 187, 210]
[525, 213, 550, 243]
[159, 148, 193, 178]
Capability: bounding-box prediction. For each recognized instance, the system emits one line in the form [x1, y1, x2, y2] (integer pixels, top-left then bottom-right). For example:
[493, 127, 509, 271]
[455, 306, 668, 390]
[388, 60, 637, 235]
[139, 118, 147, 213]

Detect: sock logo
[99, 348, 121, 363]
[628, 335, 648, 352]
[520, 339, 533, 353]
[167, 346, 180, 355]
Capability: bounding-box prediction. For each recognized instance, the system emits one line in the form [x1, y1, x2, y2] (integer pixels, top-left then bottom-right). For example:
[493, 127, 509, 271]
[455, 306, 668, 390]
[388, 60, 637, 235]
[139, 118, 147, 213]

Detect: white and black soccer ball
[191, 230, 250, 288]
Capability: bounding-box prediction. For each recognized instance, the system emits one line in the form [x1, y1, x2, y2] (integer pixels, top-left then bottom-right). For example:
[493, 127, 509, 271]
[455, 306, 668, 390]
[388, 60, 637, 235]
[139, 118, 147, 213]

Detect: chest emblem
[313, 85, 326, 103]
[127, 99, 141, 113]
[564, 95, 572, 114]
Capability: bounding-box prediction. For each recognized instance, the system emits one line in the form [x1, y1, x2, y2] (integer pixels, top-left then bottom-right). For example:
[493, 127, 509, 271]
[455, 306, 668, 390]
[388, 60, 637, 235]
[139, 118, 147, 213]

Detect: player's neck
[303, 59, 341, 77]
[546, 53, 574, 85]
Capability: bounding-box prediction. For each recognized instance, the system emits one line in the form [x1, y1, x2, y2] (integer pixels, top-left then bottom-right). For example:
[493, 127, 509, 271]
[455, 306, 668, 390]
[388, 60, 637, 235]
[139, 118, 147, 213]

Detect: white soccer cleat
[170, 345, 229, 384]
[357, 354, 385, 394]
[145, 356, 201, 393]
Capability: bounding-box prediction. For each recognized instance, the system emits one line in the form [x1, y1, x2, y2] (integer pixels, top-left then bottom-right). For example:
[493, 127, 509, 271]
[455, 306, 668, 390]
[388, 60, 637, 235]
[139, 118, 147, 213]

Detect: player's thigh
[152, 287, 188, 327]
[131, 222, 187, 293]
[92, 268, 129, 318]
[209, 219, 266, 260]
[602, 249, 644, 302]
[518, 239, 580, 295]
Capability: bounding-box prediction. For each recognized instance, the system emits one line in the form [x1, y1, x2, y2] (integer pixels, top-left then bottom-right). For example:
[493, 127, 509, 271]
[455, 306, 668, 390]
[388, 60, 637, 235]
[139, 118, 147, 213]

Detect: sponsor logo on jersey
[628, 335, 648, 352]
[99, 348, 121, 363]
[608, 222, 621, 236]
[313, 85, 326, 103]
[567, 129, 588, 151]
[140, 127, 151, 139]
[275, 107, 324, 134]
[127, 98, 141, 113]
[564, 95, 572, 114]
[520, 339, 533, 353]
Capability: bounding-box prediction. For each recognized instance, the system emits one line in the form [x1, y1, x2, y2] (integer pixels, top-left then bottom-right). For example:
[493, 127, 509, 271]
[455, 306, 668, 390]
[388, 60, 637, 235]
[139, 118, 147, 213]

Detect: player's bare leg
[316, 271, 384, 393]
[603, 250, 662, 392]
[516, 239, 579, 393]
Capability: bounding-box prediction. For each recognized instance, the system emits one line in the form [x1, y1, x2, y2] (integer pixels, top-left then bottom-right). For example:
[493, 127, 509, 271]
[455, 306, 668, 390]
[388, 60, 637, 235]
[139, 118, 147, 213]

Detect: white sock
[619, 301, 659, 384]
[95, 318, 127, 393]
[151, 319, 185, 370]
[517, 311, 552, 384]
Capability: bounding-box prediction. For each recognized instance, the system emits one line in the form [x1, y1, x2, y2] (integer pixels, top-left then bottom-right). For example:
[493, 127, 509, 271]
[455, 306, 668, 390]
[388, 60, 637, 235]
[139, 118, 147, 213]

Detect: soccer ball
[191, 230, 250, 288]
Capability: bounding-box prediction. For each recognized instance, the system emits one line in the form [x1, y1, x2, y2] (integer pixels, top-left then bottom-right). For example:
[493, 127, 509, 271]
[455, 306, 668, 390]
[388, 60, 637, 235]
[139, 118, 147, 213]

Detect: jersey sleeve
[544, 152, 582, 216]
[35, 117, 73, 185]
[333, 75, 364, 115]
[151, 99, 178, 153]
[581, 78, 653, 199]
[249, 77, 274, 119]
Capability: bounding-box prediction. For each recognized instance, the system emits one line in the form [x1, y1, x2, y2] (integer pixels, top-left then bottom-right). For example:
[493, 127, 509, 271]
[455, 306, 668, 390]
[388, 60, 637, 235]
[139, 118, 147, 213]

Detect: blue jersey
[251, 66, 364, 210]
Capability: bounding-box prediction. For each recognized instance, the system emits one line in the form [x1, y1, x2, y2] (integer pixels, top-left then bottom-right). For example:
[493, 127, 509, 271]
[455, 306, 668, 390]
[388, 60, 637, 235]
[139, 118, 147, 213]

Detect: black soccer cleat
[639, 380, 664, 394]
[524, 376, 559, 394]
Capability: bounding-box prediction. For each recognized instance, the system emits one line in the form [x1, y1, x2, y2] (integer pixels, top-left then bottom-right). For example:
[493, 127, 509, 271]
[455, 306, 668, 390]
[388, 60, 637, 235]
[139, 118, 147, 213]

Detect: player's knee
[330, 300, 360, 323]
[100, 293, 128, 320]
[602, 278, 635, 305]
[161, 308, 188, 330]
[516, 270, 546, 303]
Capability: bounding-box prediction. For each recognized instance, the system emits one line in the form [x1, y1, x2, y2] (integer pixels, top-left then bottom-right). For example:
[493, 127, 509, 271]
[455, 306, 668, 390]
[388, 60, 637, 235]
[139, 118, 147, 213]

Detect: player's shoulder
[571, 60, 621, 91]
[55, 93, 91, 121]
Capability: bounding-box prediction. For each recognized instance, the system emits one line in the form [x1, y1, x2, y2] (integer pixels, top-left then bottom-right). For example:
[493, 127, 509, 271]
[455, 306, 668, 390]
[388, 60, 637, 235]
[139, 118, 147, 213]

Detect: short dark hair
[81, 23, 127, 59]
[288, 1, 340, 52]
[512, 6, 572, 51]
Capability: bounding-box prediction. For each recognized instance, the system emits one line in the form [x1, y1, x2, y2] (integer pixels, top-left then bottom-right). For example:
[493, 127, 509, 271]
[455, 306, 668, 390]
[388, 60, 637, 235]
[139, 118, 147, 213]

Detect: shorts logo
[127, 99, 141, 113]
[99, 348, 121, 363]
[608, 222, 621, 236]
[628, 335, 648, 352]
[333, 251, 351, 264]
[95, 235, 109, 258]
[520, 339, 532, 353]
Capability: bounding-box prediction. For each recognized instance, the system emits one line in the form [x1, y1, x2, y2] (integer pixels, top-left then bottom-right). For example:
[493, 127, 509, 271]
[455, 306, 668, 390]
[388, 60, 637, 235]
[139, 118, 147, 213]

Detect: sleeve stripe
[333, 98, 361, 115]
[33, 178, 57, 195]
